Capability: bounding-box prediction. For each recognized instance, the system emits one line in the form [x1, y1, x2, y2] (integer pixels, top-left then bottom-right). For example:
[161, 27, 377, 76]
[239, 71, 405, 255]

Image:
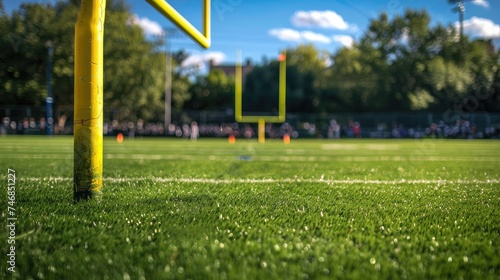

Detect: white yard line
[2, 153, 500, 162]
[20, 177, 500, 185]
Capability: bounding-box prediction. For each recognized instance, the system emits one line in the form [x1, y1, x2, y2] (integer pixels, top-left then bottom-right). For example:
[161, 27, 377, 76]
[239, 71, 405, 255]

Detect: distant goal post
[235, 51, 286, 123]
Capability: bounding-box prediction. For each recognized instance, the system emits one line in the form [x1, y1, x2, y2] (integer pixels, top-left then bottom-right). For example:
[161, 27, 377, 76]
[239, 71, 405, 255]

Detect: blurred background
[1, 0, 499, 139]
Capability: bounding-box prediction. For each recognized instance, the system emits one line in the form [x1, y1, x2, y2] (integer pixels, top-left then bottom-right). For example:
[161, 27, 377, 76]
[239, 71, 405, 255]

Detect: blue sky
[5, 0, 500, 68]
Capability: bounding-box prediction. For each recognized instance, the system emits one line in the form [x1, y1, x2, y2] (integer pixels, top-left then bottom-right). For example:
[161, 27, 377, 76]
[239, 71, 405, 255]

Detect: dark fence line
[1, 106, 499, 139]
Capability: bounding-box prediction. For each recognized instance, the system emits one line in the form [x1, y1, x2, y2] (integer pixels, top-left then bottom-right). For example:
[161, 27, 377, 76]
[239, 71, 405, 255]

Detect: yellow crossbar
[146, 0, 211, 49]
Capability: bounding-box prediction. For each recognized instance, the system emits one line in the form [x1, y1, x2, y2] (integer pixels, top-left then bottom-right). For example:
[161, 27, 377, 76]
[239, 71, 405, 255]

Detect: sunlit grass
[0, 136, 499, 279]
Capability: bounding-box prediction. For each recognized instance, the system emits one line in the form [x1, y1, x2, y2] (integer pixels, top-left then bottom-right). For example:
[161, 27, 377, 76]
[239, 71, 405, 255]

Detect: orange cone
[116, 133, 124, 143]
[228, 135, 236, 144]
[283, 134, 290, 144]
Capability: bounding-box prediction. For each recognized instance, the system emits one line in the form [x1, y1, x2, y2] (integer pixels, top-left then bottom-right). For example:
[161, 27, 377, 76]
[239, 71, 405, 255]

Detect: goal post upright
[73, 0, 210, 201]
[258, 118, 265, 144]
[235, 50, 243, 123]
[73, 0, 106, 201]
[278, 52, 286, 121]
[235, 50, 287, 142]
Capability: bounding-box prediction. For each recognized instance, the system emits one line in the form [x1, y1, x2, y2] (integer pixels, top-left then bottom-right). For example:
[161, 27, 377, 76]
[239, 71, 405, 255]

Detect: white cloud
[181, 51, 226, 69]
[269, 28, 302, 42]
[471, 0, 489, 8]
[300, 31, 331, 44]
[203, 52, 226, 65]
[333, 35, 354, 48]
[129, 15, 163, 36]
[460, 17, 500, 38]
[292, 10, 349, 30]
[269, 28, 331, 44]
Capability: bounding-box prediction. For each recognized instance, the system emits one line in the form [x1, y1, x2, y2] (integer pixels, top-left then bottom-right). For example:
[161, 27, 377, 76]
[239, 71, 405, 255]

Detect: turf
[0, 136, 499, 279]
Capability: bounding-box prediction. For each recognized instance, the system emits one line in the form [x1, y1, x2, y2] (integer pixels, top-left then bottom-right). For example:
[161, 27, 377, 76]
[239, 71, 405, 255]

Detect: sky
[5, 0, 500, 70]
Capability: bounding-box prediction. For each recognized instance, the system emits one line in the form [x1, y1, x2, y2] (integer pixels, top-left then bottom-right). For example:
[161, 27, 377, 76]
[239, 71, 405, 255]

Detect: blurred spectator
[353, 122, 361, 138]
[243, 124, 254, 138]
[391, 122, 401, 138]
[0, 114, 498, 139]
[346, 121, 354, 138]
[190, 121, 199, 141]
[182, 124, 190, 138]
[327, 120, 340, 139]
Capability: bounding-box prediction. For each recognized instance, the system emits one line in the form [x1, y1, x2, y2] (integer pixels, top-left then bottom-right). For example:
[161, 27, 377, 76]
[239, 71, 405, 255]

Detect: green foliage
[240, 14, 499, 115]
[325, 45, 389, 112]
[2, 4, 499, 119]
[243, 63, 280, 113]
[0, 137, 499, 279]
[103, 2, 164, 121]
[325, 9, 499, 113]
[0, 0, 170, 122]
[171, 71, 191, 111]
[187, 69, 234, 110]
[244, 44, 328, 114]
[0, 2, 56, 106]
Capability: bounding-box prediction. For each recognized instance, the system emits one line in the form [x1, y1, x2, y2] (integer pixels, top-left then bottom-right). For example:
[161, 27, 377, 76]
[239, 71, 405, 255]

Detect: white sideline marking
[20, 177, 500, 185]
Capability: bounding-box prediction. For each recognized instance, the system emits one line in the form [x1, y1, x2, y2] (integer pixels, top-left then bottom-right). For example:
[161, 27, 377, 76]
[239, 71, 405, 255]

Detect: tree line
[1, 0, 499, 124]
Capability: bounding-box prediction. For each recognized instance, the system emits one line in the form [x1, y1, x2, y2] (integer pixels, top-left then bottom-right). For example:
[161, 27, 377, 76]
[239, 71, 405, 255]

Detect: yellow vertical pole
[203, 0, 210, 44]
[74, 0, 106, 201]
[235, 50, 242, 122]
[258, 118, 265, 144]
[279, 51, 286, 122]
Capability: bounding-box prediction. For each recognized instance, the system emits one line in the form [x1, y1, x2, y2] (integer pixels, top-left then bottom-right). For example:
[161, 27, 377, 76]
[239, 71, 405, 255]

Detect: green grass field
[1, 136, 499, 279]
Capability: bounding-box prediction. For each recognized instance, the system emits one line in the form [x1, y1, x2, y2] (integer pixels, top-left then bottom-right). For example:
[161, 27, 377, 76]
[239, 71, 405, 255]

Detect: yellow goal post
[73, 0, 210, 201]
[234, 51, 287, 143]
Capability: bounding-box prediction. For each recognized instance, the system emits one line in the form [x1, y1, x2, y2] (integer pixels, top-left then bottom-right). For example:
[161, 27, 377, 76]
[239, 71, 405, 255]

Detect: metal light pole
[449, 0, 470, 40]
[46, 41, 54, 135]
[164, 32, 172, 131]
[160, 28, 184, 133]
[156, 28, 178, 132]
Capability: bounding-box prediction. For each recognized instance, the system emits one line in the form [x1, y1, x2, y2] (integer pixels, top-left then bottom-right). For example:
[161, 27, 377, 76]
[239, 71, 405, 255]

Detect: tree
[0, 2, 56, 109]
[356, 10, 444, 111]
[285, 44, 330, 113]
[243, 44, 329, 114]
[243, 63, 280, 114]
[324, 9, 499, 113]
[0, 0, 170, 124]
[170, 50, 193, 112]
[103, 0, 165, 121]
[187, 69, 234, 111]
[322, 46, 388, 112]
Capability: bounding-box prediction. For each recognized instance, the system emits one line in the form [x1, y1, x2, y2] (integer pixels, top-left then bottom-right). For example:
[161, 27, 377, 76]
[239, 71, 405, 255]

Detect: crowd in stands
[2, 116, 500, 139]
